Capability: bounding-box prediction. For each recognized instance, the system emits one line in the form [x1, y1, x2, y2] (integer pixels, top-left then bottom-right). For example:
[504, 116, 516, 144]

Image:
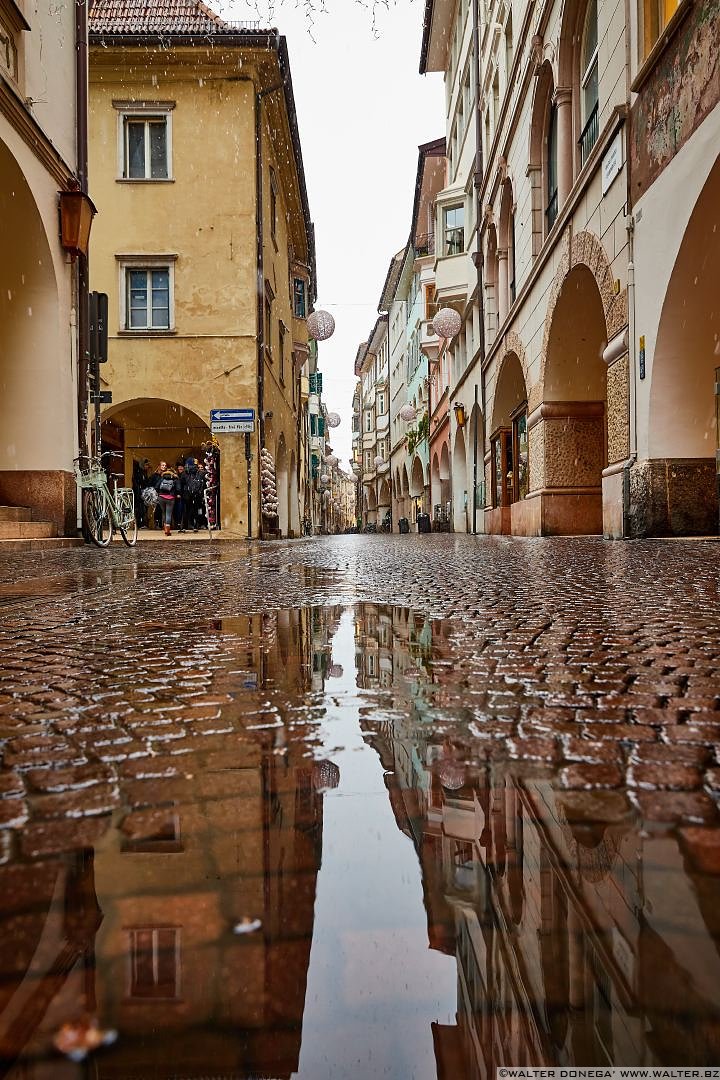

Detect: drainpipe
[472, 0, 487, 533]
[75, 0, 90, 464]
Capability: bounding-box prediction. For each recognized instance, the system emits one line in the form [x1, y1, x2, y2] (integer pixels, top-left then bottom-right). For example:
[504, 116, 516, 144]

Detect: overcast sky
[222, 0, 445, 467]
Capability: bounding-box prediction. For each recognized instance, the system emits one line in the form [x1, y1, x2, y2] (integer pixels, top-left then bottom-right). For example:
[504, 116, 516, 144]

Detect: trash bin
[417, 513, 431, 534]
[398, 517, 410, 534]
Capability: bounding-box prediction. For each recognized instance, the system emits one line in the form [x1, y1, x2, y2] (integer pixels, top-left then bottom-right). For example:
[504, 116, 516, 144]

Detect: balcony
[434, 250, 472, 302]
[415, 232, 435, 257]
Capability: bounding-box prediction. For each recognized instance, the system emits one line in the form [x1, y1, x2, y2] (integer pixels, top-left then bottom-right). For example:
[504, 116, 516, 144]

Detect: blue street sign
[210, 408, 255, 434]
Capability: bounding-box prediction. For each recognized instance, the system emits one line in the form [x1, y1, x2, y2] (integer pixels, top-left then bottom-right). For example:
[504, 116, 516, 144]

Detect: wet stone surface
[0, 534, 719, 1076]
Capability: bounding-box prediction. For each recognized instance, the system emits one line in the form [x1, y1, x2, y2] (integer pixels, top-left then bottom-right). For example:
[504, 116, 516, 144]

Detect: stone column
[497, 248, 509, 325]
[554, 87, 574, 209]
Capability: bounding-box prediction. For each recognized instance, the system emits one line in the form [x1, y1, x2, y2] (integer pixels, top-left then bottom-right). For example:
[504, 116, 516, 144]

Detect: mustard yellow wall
[89, 46, 310, 537]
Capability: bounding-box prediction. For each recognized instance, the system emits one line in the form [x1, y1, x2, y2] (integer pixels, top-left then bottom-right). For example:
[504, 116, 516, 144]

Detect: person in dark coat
[132, 458, 151, 528]
[183, 457, 205, 532]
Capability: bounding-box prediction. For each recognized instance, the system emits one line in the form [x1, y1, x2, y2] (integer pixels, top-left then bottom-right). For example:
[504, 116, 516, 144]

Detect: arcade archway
[643, 153, 720, 535]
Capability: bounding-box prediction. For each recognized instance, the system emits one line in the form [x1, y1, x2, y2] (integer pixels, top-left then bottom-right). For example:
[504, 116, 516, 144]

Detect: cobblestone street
[1, 535, 720, 1076]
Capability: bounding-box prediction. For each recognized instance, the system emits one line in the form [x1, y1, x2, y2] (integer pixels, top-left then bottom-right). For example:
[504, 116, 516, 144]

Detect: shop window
[491, 406, 528, 506]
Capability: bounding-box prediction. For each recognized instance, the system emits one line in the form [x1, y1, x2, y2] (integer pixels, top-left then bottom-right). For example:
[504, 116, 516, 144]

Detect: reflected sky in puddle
[1, 604, 719, 1077]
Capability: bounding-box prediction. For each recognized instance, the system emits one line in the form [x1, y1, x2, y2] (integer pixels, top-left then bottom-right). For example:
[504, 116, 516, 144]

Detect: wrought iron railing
[545, 189, 558, 232]
[579, 102, 599, 166]
[415, 232, 435, 257]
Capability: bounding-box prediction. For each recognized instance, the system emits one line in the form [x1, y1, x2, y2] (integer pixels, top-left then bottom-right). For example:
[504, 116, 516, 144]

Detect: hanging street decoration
[432, 307, 462, 339]
[399, 404, 417, 422]
[307, 310, 336, 341]
[326, 412, 341, 428]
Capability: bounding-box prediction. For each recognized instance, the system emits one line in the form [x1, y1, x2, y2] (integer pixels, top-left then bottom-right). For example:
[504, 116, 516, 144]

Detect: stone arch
[641, 153, 720, 535]
[289, 449, 299, 536]
[491, 351, 528, 434]
[276, 434, 289, 537]
[0, 136, 71, 529]
[431, 451, 441, 494]
[538, 230, 626, 396]
[378, 478, 391, 508]
[452, 427, 468, 532]
[409, 455, 425, 499]
[401, 463, 410, 496]
[439, 442, 450, 482]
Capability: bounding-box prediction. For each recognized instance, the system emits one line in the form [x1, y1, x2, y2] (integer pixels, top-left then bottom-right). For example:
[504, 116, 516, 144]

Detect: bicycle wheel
[83, 488, 113, 547]
[119, 511, 138, 547]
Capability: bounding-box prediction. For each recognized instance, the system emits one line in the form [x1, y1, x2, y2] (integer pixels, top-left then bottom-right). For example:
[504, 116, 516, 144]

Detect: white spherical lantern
[399, 404, 417, 423]
[307, 310, 336, 341]
[326, 412, 341, 429]
[438, 761, 466, 791]
[320, 472, 330, 484]
[433, 306, 462, 340]
[323, 489, 332, 500]
[373, 454, 384, 468]
[325, 454, 338, 467]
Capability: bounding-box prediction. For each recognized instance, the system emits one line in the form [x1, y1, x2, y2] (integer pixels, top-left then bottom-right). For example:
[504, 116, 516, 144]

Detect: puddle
[0, 604, 719, 1076]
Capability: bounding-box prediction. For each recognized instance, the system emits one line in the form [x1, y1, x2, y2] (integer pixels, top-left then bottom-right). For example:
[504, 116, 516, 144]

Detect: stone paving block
[31, 782, 119, 820]
[20, 815, 112, 857]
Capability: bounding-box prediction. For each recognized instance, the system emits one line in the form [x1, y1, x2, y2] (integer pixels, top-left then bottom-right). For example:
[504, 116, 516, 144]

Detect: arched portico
[486, 349, 529, 534]
[452, 428, 468, 533]
[276, 435, 289, 537]
[0, 137, 75, 534]
[528, 264, 607, 535]
[635, 153, 720, 535]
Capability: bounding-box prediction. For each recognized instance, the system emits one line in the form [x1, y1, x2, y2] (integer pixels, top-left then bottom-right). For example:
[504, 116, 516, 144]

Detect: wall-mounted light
[59, 187, 96, 258]
[454, 401, 467, 428]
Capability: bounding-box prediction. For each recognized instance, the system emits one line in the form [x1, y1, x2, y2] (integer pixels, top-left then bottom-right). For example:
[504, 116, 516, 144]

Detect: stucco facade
[0, 0, 81, 535]
[88, 7, 315, 538]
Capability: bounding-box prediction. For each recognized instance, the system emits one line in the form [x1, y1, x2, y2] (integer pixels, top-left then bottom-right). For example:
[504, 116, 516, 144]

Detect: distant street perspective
[1, 0, 720, 1071]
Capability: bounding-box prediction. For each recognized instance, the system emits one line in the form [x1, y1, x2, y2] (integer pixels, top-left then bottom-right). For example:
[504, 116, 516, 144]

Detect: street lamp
[59, 187, 96, 257]
[454, 401, 467, 428]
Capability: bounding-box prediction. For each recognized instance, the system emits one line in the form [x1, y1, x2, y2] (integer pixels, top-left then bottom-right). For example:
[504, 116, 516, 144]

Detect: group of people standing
[132, 457, 209, 536]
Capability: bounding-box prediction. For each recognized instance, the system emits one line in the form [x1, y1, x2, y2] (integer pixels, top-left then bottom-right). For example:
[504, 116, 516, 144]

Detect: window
[365, 410, 373, 432]
[444, 205, 465, 255]
[270, 168, 278, 241]
[641, 0, 681, 58]
[264, 283, 274, 359]
[378, 393, 385, 415]
[279, 323, 286, 384]
[122, 115, 169, 179]
[579, 0, 599, 164]
[546, 104, 559, 232]
[293, 277, 307, 318]
[128, 928, 181, 1000]
[125, 267, 170, 330]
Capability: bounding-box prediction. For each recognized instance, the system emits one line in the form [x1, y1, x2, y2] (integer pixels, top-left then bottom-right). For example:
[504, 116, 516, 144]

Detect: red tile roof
[88, 0, 268, 37]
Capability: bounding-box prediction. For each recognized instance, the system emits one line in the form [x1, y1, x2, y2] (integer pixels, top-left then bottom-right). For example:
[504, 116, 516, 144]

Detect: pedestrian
[174, 463, 186, 532]
[153, 461, 180, 536]
[132, 457, 151, 528]
[183, 457, 205, 532]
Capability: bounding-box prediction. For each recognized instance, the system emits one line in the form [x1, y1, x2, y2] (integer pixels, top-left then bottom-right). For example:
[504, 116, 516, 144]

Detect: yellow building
[88, 0, 316, 537]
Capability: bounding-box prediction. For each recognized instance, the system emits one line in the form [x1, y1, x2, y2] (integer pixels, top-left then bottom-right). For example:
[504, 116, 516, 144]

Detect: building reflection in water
[0, 606, 343, 1079]
[353, 604, 720, 1074]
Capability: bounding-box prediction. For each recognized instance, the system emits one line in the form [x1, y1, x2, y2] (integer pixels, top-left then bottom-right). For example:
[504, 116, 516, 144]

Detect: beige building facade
[0, 0, 85, 536]
[422, 0, 719, 536]
[88, 0, 316, 538]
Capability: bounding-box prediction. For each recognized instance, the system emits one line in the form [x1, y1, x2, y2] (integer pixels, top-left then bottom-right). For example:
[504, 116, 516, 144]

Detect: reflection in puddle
[0, 605, 719, 1077]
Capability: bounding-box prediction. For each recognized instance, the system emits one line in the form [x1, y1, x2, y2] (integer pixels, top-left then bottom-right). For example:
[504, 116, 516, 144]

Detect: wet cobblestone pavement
[1, 535, 720, 1077]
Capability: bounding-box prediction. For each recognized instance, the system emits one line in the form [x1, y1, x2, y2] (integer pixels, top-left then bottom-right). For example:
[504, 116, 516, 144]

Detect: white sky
[221, 0, 445, 467]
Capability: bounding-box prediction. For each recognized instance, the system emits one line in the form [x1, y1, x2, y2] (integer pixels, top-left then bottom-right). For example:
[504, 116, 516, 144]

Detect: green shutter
[316, 372, 323, 394]
[318, 417, 325, 437]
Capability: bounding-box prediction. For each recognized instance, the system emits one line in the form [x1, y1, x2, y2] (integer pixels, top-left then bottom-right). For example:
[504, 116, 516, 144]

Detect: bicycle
[74, 452, 138, 548]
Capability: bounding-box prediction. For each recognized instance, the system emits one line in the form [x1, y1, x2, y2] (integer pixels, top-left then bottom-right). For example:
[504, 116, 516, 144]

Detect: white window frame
[117, 255, 177, 333]
[114, 101, 174, 181]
